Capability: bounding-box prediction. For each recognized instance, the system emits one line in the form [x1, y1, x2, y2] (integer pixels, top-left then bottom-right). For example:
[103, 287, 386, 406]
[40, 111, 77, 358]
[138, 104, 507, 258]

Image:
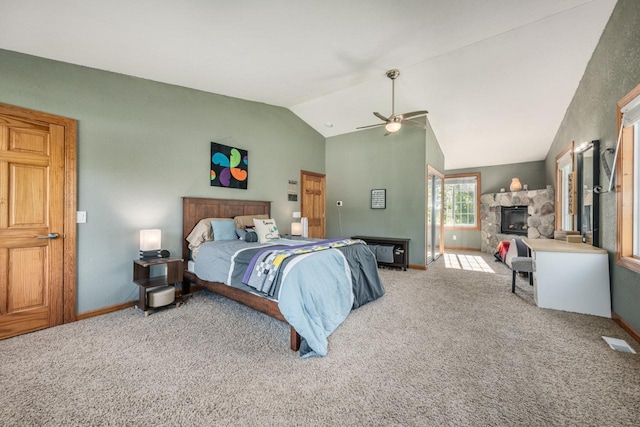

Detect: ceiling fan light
[385, 121, 402, 133]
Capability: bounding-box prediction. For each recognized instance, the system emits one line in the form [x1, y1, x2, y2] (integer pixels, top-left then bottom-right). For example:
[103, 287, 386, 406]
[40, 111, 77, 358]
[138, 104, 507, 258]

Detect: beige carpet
[1, 250, 638, 426]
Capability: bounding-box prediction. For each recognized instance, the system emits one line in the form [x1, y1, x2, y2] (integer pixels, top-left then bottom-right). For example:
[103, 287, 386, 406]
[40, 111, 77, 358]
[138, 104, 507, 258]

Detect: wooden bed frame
[181, 197, 301, 351]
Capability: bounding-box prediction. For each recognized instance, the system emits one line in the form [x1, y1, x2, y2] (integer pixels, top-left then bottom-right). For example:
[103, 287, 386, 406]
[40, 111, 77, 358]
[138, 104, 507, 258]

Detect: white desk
[523, 238, 611, 318]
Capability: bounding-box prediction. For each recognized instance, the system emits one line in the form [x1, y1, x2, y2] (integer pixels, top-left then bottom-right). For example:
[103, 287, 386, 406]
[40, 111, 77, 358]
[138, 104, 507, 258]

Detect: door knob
[37, 233, 60, 239]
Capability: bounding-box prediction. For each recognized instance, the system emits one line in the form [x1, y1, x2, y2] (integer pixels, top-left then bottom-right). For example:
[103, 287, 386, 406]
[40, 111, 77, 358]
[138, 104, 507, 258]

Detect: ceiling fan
[357, 69, 428, 136]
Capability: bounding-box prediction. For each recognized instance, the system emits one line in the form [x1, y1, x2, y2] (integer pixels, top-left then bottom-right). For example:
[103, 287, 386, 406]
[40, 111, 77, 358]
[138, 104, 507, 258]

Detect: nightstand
[133, 257, 184, 316]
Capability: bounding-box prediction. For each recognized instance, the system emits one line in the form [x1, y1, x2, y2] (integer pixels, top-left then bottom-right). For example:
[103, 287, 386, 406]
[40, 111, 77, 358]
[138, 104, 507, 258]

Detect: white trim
[444, 177, 478, 227]
[609, 94, 640, 192]
[622, 93, 640, 127]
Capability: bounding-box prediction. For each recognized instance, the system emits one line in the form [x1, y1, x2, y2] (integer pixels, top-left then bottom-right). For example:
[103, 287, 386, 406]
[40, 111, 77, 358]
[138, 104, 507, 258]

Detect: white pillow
[253, 218, 280, 243]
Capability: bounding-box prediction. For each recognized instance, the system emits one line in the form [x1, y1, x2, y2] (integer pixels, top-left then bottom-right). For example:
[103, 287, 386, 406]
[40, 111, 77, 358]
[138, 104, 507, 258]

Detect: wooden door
[300, 170, 326, 239]
[0, 103, 76, 339]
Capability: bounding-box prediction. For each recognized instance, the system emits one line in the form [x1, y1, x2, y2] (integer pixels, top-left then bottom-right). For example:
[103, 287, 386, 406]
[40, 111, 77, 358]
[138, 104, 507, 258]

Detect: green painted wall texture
[0, 49, 325, 313]
[326, 117, 444, 266]
[544, 0, 640, 332]
[449, 161, 547, 195]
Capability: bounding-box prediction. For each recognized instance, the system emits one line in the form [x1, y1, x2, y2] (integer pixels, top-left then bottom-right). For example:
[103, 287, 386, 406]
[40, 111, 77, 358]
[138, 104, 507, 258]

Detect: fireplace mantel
[480, 188, 555, 253]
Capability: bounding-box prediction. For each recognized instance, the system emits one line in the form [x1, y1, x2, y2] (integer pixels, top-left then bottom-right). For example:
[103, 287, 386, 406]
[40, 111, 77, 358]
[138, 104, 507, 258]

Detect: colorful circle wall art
[211, 142, 248, 189]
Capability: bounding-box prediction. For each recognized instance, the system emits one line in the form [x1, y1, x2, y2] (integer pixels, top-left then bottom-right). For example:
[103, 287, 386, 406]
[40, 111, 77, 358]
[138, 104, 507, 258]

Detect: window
[444, 173, 480, 229]
[616, 82, 640, 273]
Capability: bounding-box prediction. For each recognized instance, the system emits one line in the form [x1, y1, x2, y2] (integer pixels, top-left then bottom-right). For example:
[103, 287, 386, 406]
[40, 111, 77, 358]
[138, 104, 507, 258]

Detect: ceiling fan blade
[373, 112, 389, 122]
[402, 119, 427, 129]
[356, 123, 386, 130]
[401, 110, 429, 119]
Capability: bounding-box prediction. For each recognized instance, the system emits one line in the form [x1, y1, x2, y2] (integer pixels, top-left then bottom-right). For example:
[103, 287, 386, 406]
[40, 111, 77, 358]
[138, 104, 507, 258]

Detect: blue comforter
[193, 238, 384, 357]
[278, 248, 354, 357]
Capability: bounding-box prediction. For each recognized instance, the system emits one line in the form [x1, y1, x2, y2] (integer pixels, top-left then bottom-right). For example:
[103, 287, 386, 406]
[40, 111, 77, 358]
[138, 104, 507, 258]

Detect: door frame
[0, 102, 77, 323]
[426, 165, 445, 266]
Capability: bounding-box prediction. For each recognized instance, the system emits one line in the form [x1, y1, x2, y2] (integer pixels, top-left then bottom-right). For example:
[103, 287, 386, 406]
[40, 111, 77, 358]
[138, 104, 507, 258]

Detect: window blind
[622, 93, 640, 127]
[608, 93, 640, 191]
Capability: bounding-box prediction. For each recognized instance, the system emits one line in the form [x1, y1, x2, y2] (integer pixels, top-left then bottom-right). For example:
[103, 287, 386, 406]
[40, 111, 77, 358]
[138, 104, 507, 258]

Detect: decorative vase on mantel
[510, 178, 522, 192]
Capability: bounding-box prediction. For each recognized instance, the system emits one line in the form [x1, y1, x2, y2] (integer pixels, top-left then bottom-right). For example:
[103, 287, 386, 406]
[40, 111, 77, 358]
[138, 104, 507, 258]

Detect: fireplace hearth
[501, 206, 528, 235]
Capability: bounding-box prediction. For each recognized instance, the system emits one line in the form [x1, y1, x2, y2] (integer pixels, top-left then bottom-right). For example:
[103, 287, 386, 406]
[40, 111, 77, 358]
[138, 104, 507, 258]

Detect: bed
[181, 197, 384, 357]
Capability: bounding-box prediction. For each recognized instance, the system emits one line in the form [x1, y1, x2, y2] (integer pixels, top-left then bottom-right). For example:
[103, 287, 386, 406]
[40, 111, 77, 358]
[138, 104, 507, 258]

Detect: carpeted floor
[1, 250, 638, 426]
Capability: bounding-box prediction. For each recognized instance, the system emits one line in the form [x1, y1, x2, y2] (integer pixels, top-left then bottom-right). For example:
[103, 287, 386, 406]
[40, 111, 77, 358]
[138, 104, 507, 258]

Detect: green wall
[452, 160, 547, 195]
[0, 49, 325, 314]
[443, 160, 547, 249]
[325, 117, 444, 266]
[426, 117, 446, 173]
[544, 0, 640, 332]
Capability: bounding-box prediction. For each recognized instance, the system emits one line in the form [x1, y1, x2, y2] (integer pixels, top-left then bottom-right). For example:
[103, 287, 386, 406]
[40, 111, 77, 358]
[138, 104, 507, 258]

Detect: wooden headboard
[182, 197, 271, 269]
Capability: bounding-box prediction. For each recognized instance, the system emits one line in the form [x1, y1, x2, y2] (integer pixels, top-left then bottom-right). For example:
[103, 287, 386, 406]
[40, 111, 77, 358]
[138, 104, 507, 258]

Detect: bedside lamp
[291, 222, 303, 236]
[140, 229, 161, 259]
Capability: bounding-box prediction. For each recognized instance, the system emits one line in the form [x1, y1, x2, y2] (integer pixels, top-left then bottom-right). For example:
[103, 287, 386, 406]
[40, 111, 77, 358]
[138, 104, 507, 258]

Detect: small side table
[133, 257, 184, 316]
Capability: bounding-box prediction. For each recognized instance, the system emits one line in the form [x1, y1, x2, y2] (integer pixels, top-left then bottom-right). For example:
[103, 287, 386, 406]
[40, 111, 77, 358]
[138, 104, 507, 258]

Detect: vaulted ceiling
[0, 0, 617, 169]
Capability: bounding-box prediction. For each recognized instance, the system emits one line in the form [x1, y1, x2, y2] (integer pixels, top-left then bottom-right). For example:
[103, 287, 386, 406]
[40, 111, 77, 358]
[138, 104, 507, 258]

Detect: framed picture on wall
[211, 142, 248, 189]
[371, 189, 386, 209]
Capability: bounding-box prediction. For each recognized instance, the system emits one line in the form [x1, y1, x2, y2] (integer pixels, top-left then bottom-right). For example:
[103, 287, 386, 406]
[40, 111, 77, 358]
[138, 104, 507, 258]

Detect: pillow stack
[185, 214, 275, 259]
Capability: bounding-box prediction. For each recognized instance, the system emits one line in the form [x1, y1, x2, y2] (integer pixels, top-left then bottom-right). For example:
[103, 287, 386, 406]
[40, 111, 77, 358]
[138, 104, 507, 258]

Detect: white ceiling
[0, 0, 617, 169]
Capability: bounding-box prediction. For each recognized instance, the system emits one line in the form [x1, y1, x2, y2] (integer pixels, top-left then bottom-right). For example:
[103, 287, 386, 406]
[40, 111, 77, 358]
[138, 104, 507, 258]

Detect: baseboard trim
[612, 311, 640, 345]
[76, 289, 187, 321]
[408, 264, 427, 270]
[444, 246, 481, 251]
[76, 300, 136, 320]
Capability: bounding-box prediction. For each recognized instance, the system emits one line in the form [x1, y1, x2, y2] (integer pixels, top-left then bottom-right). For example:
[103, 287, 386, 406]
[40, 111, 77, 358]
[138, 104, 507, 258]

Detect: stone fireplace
[480, 188, 555, 253]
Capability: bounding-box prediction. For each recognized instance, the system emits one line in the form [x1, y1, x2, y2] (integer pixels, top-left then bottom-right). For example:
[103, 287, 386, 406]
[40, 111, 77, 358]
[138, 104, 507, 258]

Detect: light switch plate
[76, 211, 87, 223]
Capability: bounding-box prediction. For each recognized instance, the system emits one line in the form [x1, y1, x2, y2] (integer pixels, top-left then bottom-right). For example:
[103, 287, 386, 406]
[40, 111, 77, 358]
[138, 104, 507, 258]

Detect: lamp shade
[509, 178, 522, 192]
[385, 121, 402, 133]
[291, 222, 302, 236]
[140, 229, 161, 251]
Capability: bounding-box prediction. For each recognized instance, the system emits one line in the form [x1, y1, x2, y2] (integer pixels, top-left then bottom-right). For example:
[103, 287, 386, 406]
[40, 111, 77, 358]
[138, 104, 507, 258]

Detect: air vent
[602, 336, 636, 354]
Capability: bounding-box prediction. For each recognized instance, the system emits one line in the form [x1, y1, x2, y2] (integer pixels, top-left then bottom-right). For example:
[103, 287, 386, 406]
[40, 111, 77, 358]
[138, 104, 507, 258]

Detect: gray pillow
[244, 229, 258, 242]
[235, 228, 247, 240]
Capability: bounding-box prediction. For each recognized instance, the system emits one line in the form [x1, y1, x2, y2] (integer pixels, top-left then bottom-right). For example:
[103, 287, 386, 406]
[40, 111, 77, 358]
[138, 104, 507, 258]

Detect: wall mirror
[555, 141, 575, 231]
[575, 140, 600, 246]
